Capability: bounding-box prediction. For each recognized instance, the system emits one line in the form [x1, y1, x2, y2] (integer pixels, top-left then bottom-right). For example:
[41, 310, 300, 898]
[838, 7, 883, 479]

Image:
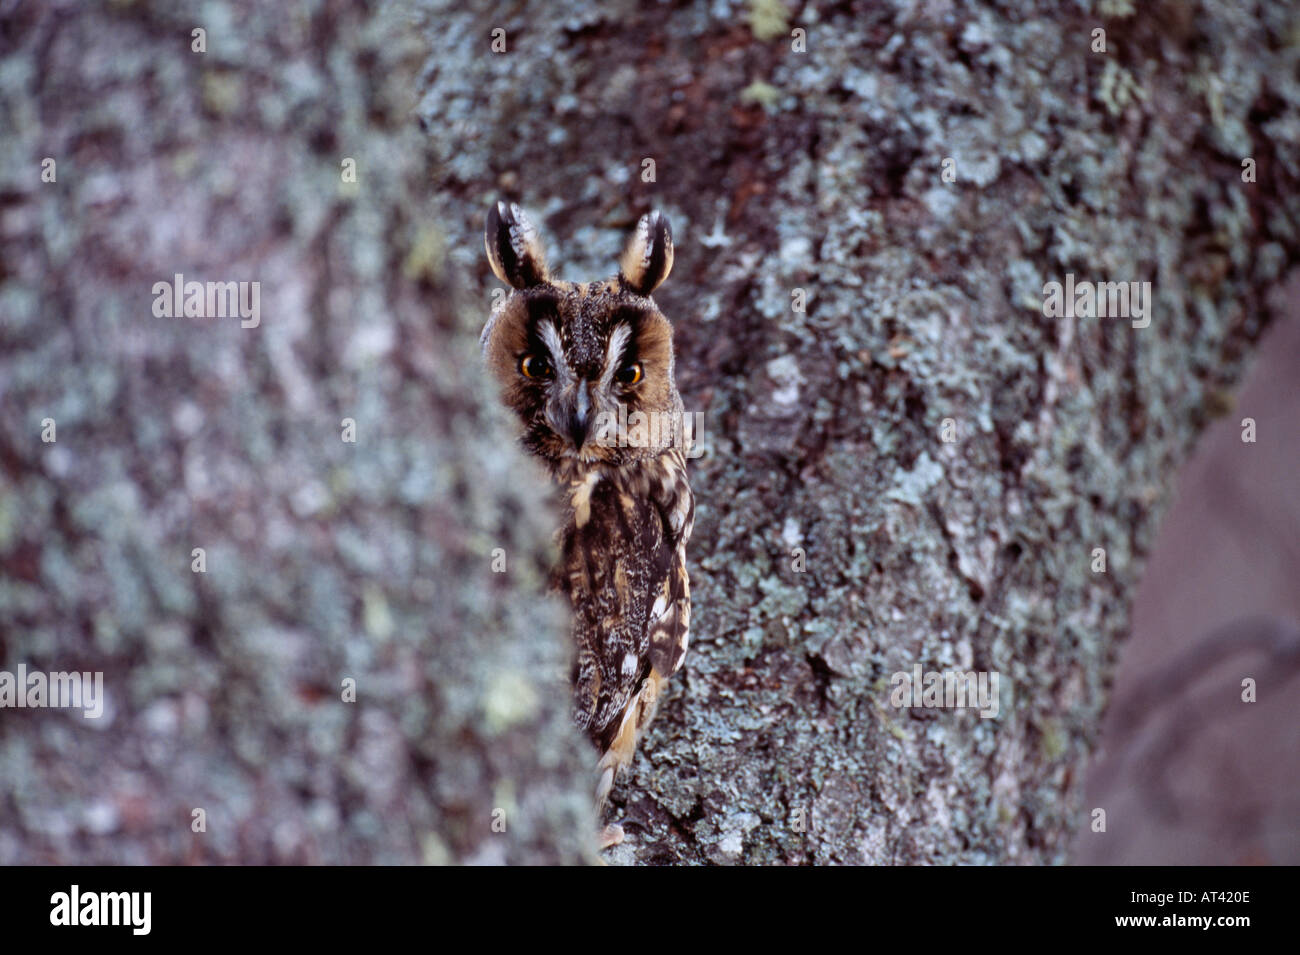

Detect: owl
[480, 201, 694, 848]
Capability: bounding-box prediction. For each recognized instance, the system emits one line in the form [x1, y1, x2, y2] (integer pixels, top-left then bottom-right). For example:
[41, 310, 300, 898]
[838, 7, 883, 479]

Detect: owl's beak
[569, 382, 591, 450]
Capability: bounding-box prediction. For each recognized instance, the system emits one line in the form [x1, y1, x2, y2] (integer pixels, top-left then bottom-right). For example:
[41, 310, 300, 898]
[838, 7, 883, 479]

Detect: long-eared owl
[480, 202, 694, 847]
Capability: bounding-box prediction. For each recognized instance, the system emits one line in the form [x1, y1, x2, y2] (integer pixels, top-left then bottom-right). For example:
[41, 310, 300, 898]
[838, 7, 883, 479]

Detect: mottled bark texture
[0, 0, 1296, 864]
[0, 0, 590, 865]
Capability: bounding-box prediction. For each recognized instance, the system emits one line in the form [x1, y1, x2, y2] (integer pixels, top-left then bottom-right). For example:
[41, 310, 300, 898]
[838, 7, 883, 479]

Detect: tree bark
[0, 0, 1294, 864]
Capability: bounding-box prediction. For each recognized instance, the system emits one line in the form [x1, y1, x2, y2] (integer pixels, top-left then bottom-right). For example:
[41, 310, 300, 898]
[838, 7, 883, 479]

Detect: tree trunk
[0, 0, 1294, 864]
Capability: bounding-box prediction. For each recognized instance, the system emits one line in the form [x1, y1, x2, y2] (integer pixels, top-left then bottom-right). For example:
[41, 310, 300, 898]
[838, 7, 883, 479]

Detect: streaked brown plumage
[481, 202, 693, 847]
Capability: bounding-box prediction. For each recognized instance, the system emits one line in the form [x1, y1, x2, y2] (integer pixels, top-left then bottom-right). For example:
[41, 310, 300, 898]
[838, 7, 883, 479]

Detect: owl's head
[481, 202, 683, 471]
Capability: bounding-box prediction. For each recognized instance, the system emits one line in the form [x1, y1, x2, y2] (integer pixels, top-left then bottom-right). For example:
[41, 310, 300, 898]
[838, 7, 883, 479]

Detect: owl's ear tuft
[485, 201, 549, 289]
[618, 210, 674, 296]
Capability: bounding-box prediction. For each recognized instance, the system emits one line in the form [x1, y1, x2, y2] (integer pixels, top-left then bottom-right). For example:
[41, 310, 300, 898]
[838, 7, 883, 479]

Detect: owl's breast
[560, 465, 675, 743]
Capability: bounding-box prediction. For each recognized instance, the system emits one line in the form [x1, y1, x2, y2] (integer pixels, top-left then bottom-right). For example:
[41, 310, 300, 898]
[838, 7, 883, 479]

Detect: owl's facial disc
[517, 315, 649, 465]
[486, 281, 675, 470]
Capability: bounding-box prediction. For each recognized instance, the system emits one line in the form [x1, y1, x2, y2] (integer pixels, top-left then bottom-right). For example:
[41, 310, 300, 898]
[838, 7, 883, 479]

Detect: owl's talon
[599, 824, 625, 849]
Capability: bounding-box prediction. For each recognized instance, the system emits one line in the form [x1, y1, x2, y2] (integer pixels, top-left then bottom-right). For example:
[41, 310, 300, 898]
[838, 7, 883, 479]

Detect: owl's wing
[646, 447, 694, 679]
[587, 448, 694, 813]
[562, 449, 693, 785]
[563, 469, 663, 750]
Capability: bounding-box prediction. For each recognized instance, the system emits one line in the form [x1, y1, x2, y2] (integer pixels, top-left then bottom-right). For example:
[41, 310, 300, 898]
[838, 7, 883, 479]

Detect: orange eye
[521, 354, 553, 379]
[616, 362, 642, 386]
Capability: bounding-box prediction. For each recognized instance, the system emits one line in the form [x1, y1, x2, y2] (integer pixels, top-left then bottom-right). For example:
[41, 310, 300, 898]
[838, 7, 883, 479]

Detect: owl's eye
[520, 354, 553, 379]
[615, 362, 643, 386]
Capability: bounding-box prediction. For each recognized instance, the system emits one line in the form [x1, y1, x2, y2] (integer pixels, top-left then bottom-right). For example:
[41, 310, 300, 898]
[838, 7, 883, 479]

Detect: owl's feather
[563, 448, 693, 757]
